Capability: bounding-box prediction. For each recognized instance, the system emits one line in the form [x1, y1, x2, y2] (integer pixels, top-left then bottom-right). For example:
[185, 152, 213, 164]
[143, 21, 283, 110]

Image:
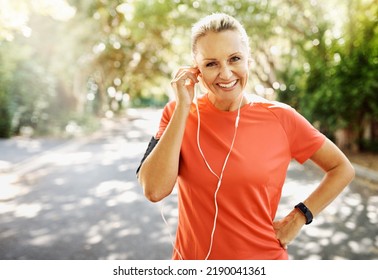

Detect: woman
[136, 13, 355, 260]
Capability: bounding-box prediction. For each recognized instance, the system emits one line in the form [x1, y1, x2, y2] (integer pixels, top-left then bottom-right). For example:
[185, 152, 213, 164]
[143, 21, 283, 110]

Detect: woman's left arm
[274, 138, 355, 248]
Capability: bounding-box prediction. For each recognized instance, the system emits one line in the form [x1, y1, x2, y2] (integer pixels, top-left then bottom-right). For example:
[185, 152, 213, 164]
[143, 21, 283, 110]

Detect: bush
[0, 94, 11, 138]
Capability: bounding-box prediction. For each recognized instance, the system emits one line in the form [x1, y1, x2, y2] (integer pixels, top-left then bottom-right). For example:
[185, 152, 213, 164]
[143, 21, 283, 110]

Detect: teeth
[218, 80, 237, 88]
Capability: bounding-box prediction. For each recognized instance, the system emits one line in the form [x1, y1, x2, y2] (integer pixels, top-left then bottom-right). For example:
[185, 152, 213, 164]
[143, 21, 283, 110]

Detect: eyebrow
[202, 52, 243, 61]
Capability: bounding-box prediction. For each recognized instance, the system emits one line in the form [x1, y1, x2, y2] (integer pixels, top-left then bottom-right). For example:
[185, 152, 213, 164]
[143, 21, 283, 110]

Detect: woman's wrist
[291, 208, 307, 226]
[175, 101, 191, 116]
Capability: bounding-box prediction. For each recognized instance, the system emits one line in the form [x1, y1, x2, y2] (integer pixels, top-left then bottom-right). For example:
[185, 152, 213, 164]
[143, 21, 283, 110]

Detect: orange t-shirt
[155, 95, 325, 260]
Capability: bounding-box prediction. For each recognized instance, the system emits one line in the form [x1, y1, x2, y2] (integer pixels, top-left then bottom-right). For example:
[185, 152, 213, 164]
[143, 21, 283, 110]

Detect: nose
[219, 64, 233, 80]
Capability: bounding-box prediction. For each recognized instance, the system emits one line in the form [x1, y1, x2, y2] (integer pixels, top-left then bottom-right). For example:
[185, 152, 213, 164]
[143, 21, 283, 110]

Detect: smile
[217, 80, 238, 88]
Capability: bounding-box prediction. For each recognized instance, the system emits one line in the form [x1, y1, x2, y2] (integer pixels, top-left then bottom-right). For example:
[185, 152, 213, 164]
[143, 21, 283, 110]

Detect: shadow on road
[281, 163, 378, 260]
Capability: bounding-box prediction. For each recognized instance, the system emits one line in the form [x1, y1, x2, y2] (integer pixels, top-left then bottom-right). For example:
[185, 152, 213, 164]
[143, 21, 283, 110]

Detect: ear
[192, 63, 202, 77]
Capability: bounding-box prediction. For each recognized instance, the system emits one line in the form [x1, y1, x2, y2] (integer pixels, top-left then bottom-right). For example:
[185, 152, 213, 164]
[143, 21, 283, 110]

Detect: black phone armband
[136, 136, 159, 176]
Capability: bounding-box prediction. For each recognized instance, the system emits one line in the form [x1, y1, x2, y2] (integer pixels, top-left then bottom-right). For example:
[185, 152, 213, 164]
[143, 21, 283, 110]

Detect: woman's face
[194, 30, 250, 102]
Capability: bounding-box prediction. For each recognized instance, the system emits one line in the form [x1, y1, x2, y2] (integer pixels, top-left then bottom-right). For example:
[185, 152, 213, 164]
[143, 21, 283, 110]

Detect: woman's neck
[207, 93, 248, 111]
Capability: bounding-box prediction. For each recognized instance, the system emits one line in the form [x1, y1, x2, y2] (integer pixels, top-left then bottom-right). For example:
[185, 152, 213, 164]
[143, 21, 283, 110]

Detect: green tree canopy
[0, 0, 377, 151]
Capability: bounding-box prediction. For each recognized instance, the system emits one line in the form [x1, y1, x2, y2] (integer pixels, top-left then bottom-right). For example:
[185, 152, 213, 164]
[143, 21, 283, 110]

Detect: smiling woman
[136, 13, 354, 260]
[194, 30, 250, 110]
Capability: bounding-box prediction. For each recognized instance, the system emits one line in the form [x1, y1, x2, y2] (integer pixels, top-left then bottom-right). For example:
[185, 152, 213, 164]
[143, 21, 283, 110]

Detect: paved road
[0, 109, 377, 260]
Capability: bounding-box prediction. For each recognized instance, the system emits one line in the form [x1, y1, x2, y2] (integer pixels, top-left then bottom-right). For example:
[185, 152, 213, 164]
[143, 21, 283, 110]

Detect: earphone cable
[195, 85, 243, 260]
[160, 200, 184, 260]
[162, 84, 243, 260]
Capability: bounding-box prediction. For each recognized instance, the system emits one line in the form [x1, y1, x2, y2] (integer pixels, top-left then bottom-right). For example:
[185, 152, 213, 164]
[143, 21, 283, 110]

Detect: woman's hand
[171, 67, 200, 107]
[273, 209, 306, 249]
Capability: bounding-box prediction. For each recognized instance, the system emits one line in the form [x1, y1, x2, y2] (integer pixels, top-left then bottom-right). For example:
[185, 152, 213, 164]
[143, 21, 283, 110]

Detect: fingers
[171, 67, 200, 88]
[278, 240, 288, 250]
[278, 239, 289, 250]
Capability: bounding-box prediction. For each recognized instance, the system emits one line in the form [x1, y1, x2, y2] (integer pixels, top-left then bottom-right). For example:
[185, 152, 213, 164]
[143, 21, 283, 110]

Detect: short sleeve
[287, 108, 326, 163]
[266, 103, 326, 164]
[155, 101, 176, 139]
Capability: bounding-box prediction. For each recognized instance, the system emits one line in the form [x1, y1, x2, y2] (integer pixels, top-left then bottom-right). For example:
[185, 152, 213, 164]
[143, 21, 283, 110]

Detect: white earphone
[161, 81, 243, 260]
[195, 84, 243, 260]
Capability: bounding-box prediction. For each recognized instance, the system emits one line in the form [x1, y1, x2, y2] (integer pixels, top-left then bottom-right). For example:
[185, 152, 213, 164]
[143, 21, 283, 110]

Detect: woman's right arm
[138, 104, 190, 202]
[138, 67, 199, 202]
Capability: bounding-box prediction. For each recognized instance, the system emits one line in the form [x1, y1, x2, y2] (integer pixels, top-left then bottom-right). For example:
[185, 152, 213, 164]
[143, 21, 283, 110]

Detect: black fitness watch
[294, 202, 313, 225]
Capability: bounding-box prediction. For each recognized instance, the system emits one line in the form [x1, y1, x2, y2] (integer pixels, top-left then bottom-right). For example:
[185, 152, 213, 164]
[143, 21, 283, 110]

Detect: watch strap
[294, 202, 313, 225]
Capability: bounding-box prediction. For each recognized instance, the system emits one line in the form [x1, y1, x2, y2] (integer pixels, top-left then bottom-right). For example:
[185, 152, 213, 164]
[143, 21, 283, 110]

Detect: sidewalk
[0, 118, 119, 174]
[0, 119, 115, 201]
[0, 137, 69, 173]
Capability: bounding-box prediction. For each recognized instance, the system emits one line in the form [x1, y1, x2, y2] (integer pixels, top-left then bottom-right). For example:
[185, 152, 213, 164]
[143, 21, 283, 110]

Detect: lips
[217, 80, 238, 89]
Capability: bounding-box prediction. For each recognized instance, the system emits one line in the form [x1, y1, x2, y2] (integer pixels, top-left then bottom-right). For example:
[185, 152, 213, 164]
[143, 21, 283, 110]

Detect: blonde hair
[191, 13, 250, 56]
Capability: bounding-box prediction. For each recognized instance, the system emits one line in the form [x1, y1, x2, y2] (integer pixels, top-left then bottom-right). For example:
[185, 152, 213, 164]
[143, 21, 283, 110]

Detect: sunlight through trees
[0, 0, 377, 151]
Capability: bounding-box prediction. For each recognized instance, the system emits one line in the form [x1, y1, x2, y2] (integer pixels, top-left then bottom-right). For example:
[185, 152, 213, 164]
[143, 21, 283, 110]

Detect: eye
[205, 61, 217, 67]
[230, 56, 241, 63]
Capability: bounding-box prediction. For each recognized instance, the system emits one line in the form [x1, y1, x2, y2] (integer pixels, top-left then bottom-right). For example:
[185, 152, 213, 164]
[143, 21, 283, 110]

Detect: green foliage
[0, 0, 377, 150]
[0, 93, 11, 138]
[0, 41, 26, 138]
[0, 67, 11, 138]
[276, 0, 378, 150]
[9, 60, 56, 135]
[0, 2, 99, 137]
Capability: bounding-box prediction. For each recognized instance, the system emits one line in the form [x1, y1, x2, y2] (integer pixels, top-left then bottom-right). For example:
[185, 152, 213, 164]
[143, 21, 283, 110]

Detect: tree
[333, 0, 378, 151]
[1, 0, 376, 146]
[276, 0, 378, 151]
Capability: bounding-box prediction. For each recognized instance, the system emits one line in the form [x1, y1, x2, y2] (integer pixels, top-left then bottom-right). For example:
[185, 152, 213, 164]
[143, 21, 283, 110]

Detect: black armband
[136, 136, 159, 176]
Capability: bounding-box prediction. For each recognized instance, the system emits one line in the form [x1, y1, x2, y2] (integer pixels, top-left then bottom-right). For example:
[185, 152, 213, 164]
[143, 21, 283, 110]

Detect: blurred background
[0, 0, 377, 260]
[0, 0, 377, 150]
